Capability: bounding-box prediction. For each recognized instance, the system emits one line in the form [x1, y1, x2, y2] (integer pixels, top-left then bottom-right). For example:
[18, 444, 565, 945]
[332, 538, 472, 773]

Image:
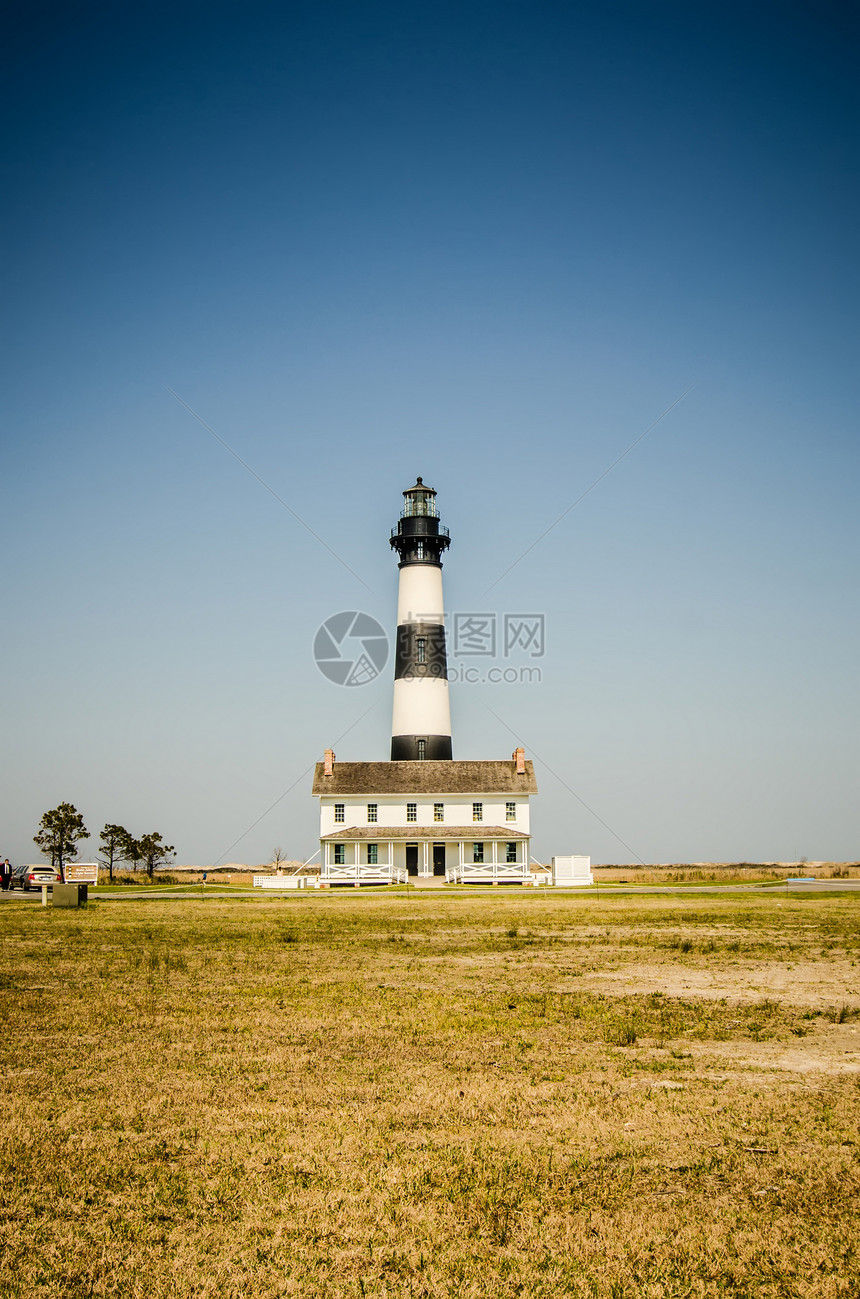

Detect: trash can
[52, 884, 88, 908]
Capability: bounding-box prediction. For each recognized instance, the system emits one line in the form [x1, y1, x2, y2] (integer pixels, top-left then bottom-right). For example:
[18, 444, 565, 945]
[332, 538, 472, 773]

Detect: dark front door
[406, 844, 418, 875]
[433, 844, 446, 876]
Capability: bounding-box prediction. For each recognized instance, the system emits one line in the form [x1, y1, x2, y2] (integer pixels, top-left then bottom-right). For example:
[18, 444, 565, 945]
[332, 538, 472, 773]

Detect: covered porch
[445, 830, 531, 885]
[320, 826, 531, 886]
[319, 837, 407, 886]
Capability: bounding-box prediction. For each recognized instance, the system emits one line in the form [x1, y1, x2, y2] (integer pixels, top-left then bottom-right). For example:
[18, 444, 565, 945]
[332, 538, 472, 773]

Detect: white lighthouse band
[390, 477, 453, 761]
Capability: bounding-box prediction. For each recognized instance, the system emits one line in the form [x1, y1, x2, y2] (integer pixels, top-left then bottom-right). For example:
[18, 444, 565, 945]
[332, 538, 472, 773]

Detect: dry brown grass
[1, 891, 859, 1297]
[594, 863, 860, 884]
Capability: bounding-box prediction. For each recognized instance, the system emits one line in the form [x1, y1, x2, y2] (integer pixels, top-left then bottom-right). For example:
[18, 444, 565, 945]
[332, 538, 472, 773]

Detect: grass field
[99, 861, 860, 889]
[1, 891, 859, 1297]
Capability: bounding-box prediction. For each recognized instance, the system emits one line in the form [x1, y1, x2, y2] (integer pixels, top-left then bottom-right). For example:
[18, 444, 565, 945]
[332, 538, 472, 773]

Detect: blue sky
[2, 0, 857, 866]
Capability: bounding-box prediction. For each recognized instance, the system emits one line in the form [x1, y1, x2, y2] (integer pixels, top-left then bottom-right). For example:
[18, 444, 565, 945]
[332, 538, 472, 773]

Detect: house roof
[321, 825, 529, 841]
[312, 759, 537, 796]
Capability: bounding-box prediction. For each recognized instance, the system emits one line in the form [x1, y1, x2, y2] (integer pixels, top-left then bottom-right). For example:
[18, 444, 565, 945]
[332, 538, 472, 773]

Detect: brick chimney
[513, 747, 525, 775]
[323, 748, 335, 776]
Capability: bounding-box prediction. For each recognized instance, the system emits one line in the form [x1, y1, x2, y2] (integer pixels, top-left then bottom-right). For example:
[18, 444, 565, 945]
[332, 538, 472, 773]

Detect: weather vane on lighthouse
[389, 477, 453, 761]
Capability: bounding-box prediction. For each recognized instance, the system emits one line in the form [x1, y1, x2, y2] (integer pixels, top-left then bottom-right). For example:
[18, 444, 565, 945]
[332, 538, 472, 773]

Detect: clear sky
[2, 0, 858, 867]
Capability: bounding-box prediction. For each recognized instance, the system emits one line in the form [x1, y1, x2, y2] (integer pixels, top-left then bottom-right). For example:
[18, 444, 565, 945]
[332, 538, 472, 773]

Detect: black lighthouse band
[394, 622, 448, 681]
[390, 734, 453, 761]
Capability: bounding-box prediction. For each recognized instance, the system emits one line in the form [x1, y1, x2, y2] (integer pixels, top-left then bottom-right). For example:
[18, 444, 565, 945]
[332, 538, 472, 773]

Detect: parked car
[13, 864, 63, 891]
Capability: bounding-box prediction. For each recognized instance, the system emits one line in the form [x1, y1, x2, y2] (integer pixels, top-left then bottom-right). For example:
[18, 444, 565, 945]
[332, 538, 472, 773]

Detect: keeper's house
[313, 747, 538, 886]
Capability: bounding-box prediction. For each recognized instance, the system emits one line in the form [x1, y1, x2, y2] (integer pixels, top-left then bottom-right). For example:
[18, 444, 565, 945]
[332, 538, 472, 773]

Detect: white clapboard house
[313, 748, 538, 886]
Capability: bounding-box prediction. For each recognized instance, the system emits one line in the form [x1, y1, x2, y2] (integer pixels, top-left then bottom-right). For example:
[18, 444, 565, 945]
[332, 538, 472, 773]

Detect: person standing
[0, 859, 12, 891]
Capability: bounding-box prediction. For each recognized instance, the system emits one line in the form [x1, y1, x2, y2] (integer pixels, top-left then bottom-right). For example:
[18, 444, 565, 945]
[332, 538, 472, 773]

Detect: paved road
[0, 888, 54, 903]
[568, 880, 860, 895]
[3, 880, 859, 903]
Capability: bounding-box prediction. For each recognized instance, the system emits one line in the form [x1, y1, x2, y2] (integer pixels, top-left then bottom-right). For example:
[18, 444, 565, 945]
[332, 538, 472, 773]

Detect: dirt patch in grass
[1, 892, 859, 1297]
[557, 951, 860, 1009]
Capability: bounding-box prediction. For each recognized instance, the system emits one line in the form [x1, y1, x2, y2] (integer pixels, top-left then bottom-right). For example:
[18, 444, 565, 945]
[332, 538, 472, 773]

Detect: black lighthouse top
[390, 476, 451, 567]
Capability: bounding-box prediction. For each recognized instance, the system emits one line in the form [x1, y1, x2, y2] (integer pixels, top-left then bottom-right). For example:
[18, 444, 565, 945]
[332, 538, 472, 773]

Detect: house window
[506, 842, 518, 863]
[472, 842, 484, 863]
[417, 637, 426, 664]
[334, 803, 344, 823]
[367, 803, 377, 823]
[472, 802, 483, 822]
[416, 540, 425, 560]
[506, 801, 516, 822]
[367, 844, 378, 865]
[333, 844, 345, 864]
[417, 739, 426, 760]
[407, 802, 417, 822]
[434, 802, 444, 822]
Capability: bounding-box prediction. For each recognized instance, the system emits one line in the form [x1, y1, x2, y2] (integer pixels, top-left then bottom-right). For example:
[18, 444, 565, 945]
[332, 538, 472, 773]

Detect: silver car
[14, 864, 62, 891]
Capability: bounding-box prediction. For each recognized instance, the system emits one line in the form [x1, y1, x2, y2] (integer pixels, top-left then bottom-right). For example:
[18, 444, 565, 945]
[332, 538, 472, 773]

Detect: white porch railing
[321, 861, 408, 886]
[446, 860, 533, 885]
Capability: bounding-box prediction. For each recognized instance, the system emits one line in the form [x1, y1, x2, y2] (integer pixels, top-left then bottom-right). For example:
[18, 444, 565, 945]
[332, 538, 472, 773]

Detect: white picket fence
[446, 860, 534, 885]
[252, 875, 312, 890]
[319, 862, 408, 887]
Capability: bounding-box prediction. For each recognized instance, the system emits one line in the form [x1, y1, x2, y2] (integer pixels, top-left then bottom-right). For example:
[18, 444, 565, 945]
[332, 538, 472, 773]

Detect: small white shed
[551, 855, 593, 886]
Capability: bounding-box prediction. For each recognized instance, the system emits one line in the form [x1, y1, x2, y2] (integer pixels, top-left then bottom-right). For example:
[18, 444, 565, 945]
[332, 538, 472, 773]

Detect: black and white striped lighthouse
[389, 477, 452, 761]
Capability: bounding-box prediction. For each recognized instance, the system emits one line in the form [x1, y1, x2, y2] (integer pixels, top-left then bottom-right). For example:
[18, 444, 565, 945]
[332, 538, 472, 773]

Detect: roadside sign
[65, 862, 99, 884]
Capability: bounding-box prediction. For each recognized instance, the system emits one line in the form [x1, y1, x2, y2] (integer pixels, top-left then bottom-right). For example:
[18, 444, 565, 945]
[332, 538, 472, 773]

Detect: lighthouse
[312, 477, 546, 888]
[389, 477, 453, 761]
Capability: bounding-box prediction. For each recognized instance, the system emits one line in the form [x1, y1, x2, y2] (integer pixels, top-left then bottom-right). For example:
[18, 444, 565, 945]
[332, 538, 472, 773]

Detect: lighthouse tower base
[391, 735, 453, 761]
